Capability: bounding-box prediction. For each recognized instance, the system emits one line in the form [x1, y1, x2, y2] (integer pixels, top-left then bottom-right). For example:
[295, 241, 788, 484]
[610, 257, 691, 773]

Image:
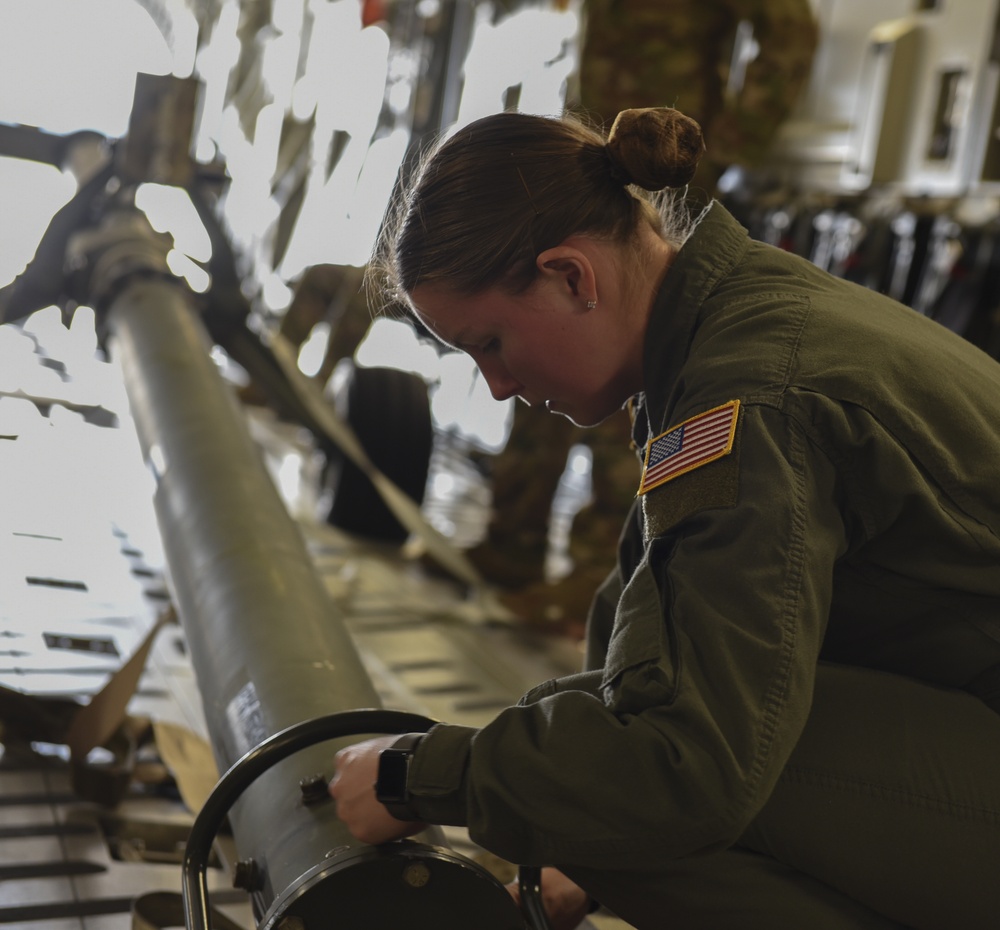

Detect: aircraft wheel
[320, 360, 433, 545]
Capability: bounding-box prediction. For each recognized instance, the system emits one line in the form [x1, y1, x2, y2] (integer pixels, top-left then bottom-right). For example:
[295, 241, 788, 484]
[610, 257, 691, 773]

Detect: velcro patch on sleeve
[638, 400, 740, 495]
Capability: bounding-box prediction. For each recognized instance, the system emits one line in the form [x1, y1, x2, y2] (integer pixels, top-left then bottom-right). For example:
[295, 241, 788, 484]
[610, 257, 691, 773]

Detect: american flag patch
[638, 400, 740, 495]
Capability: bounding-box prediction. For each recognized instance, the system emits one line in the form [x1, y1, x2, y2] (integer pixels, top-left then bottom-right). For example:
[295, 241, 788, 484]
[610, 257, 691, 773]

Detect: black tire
[320, 361, 433, 544]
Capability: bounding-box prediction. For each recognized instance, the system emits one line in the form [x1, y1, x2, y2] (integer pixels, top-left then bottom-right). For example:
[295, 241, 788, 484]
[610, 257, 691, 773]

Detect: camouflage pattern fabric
[239, 264, 372, 409]
[575, 0, 818, 191]
[467, 405, 579, 588]
[280, 264, 373, 384]
[495, 407, 636, 636]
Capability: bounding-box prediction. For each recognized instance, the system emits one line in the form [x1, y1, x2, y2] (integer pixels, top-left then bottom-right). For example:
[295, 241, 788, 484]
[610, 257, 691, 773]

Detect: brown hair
[371, 107, 704, 305]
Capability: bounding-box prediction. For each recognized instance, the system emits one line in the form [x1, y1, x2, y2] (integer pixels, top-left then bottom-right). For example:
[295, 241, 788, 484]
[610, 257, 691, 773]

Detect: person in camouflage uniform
[238, 263, 374, 409]
[476, 401, 637, 637]
[474, 0, 818, 636]
[577, 0, 818, 192]
[466, 405, 579, 589]
[277, 264, 374, 387]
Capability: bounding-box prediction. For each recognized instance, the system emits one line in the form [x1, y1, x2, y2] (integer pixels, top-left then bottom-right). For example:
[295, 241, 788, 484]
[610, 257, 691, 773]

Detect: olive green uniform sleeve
[407, 402, 846, 869]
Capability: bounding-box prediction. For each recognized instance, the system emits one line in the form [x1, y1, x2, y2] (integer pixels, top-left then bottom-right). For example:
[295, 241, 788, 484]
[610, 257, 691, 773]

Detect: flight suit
[405, 203, 1000, 928]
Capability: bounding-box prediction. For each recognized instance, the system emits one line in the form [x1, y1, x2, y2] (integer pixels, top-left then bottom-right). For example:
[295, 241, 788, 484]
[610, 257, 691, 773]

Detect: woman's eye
[482, 338, 500, 353]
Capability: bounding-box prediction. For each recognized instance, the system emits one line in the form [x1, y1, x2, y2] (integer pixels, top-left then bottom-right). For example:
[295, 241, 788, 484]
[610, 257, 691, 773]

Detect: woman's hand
[506, 866, 593, 930]
[328, 736, 428, 845]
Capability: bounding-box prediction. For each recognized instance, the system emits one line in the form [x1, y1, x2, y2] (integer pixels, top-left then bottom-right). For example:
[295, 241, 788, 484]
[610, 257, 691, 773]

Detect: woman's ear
[535, 245, 597, 307]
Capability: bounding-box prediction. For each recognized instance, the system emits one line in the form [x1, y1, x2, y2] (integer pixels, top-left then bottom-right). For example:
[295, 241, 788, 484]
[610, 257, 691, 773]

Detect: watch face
[376, 750, 410, 801]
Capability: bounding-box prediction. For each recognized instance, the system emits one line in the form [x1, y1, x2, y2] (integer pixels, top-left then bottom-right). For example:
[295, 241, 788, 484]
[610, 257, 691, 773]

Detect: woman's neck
[621, 225, 676, 389]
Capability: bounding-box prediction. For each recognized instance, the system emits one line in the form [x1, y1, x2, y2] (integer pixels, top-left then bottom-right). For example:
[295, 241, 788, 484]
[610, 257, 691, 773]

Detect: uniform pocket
[600, 540, 680, 713]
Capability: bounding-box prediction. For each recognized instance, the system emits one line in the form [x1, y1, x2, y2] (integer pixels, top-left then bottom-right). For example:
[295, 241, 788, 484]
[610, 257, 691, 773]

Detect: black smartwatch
[375, 732, 425, 820]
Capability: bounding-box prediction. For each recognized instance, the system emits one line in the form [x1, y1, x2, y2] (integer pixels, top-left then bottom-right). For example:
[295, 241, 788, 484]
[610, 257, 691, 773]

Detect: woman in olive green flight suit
[329, 108, 1000, 930]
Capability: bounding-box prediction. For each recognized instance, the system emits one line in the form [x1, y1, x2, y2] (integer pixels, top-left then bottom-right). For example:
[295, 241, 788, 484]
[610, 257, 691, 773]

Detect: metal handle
[518, 865, 551, 930]
[180, 708, 550, 930]
[181, 709, 433, 930]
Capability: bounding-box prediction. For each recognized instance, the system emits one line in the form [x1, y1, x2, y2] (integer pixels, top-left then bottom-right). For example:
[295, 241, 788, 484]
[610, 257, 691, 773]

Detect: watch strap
[375, 732, 425, 820]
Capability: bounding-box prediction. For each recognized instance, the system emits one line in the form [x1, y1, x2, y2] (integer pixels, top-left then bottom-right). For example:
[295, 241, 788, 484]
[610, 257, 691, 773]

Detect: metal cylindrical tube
[107, 278, 528, 930]
[107, 277, 382, 904]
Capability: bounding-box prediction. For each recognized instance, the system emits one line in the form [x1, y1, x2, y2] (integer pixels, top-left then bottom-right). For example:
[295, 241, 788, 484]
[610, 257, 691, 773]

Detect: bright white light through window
[0, 0, 581, 456]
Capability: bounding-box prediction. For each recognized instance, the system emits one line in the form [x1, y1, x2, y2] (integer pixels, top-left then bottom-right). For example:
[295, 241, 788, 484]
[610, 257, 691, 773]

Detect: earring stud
[586, 299, 597, 309]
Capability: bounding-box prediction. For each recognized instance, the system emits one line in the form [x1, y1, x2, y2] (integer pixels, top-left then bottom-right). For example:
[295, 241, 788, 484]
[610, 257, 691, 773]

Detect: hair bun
[606, 107, 706, 191]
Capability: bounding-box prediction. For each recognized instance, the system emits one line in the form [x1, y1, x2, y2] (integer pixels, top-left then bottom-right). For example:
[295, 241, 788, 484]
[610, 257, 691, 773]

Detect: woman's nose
[477, 358, 521, 402]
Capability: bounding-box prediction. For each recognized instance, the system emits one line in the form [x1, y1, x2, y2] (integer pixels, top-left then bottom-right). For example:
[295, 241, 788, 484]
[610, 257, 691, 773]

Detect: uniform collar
[639, 201, 751, 435]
